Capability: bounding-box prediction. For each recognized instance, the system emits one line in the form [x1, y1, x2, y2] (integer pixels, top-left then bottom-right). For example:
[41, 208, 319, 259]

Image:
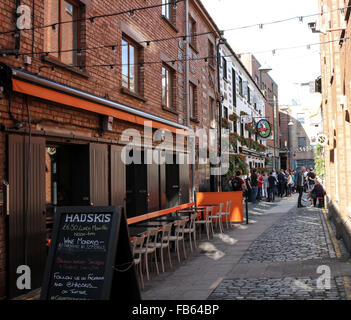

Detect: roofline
[193, 0, 222, 36]
[222, 43, 266, 100]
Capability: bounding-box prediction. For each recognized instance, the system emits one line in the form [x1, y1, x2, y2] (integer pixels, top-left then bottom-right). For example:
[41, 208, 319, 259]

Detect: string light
[0, 0, 185, 36]
[4, 3, 351, 59]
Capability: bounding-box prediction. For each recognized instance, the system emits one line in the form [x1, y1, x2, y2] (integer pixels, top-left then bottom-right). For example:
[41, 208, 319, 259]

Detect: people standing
[267, 172, 276, 202]
[292, 170, 297, 193]
[245, 172, 252, 202]
[272, 168, 278, 196]
[296, 167, 307, 208]
[258, 172, 264, 201]
[263, 172, 269, 200]
[250, 169, 259, 204]
[231, 171, 247, 192]
[277, 169, 286, 198]
[287, 171, 293, 197]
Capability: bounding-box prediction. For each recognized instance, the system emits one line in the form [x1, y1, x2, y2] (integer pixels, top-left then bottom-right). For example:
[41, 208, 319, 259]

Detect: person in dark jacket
[310, 179, 326, 208]
[267, 172, 276, 202]
[296, 167, 307, 208]
[277, 169, 286, 198]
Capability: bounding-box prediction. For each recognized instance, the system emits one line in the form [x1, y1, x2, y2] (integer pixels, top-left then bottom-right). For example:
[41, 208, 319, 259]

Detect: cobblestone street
[142, 194, 351, 300]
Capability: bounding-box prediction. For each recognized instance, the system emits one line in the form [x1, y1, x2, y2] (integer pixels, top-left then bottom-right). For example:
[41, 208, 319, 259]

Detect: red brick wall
[0, 0, 219, 297]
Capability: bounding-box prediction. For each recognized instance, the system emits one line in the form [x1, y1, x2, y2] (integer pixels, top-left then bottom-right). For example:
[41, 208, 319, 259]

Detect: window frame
[298, 137, 307, 148]
[121, 36, 139, 93]
[45, 0, 81, 66]
[208, 40, 215, 68]
[189, 83, 197, 120]
[210, 97, 216, 122]
[222, 57, 227, 80]
[239, 76, 243, 96]
[188, 17, 196, 49]
[232, 68, 236, 107]
[161, 64, 173, 109]
[162, 0, 171, 20]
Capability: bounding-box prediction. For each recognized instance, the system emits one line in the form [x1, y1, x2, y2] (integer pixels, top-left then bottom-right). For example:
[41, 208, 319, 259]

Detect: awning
[0, 63, 189, 135]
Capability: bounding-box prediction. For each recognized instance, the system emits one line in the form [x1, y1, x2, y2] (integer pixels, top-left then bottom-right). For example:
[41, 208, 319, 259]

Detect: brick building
[318, 0, 351, 253]
[218, 43, 267, 175]
[240, 53, 280, 170]
[0, 0, 220, 298]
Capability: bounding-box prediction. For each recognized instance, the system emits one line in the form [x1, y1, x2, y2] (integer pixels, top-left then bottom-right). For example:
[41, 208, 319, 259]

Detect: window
[239, 76, 243, 96]
[233, 119, 237, 133]
[208, 41, 214, 67]
[298, 137, 306, 148]
[44, 0, 80, 66]
[162, 0, 171, 20]
[162, 65, 172, 109]
[210, 97, 216, 121]
[222, 57, 227, 79]
[188, 17, 196, 48]
[297, 113, 305, 124]
[189, 83, 196, 119]
[247, 87, 251, 104]
[232, 69, 236, 107]
[122, 38, 138, 93]
[255, 75, 259, 85]
[223, 107, 228, 119]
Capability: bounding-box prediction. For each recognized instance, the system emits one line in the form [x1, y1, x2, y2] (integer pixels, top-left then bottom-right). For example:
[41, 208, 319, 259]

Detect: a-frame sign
[40, 206, 140, 300]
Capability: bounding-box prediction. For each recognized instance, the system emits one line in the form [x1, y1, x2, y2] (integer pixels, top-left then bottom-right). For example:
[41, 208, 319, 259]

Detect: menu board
[40, 206, 120, 300]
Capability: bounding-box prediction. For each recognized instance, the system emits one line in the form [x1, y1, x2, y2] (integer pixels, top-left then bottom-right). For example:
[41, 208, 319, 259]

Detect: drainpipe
[216, 37, 225, 191]
[184, 0, 195, 201]
[185, 0, 189, 128]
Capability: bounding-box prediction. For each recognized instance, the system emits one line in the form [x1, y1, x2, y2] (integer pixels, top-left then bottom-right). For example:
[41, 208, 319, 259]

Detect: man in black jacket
[277, 169, 286, 198]
[296, 167, 306, 208]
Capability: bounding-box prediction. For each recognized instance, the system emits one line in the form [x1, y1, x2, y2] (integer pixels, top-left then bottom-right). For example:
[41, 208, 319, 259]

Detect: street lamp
[288, 119, 294, 170]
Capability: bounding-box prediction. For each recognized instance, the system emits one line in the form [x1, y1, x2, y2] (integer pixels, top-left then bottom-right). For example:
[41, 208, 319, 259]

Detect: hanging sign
[256, 119, 272, 140]
[317, 134, 328, 146]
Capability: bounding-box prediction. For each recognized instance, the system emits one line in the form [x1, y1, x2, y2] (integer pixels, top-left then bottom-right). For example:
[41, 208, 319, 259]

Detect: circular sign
[256, 119, 272, 139]
[317, 134, 328, 146]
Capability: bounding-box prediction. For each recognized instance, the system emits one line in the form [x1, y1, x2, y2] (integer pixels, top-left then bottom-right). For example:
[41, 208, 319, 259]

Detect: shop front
[0, 64, 191, 298]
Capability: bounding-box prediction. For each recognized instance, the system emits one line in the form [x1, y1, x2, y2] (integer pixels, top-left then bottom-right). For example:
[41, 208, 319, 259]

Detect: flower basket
[221, 117, 230, 129]
[229, 113, 240, 122]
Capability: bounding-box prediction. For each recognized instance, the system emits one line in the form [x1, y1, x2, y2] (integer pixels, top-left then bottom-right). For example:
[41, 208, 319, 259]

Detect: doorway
[45, 144, 90, 241]
[126, 150, 148, 218]
[165, 154, 180, 208]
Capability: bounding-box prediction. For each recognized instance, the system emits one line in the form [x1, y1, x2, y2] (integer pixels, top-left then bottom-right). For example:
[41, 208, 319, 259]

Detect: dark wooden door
[165, 153, 179, 208]
[8, 134, 46, 298]
[110, 145, 126, 212]
[126, 151, 148, 218]
[90, 143, 109, 206]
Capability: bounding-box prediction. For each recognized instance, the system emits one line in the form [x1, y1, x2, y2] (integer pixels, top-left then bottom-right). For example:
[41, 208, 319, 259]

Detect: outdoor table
[152, 216, 185, 222]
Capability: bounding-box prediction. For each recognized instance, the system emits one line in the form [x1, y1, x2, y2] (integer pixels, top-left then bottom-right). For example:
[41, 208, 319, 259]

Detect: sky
[201, 0, 322, 105]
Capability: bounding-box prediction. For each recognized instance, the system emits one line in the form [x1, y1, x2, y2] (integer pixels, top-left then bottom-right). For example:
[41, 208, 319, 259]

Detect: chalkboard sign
[40, 206, 140, 300]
